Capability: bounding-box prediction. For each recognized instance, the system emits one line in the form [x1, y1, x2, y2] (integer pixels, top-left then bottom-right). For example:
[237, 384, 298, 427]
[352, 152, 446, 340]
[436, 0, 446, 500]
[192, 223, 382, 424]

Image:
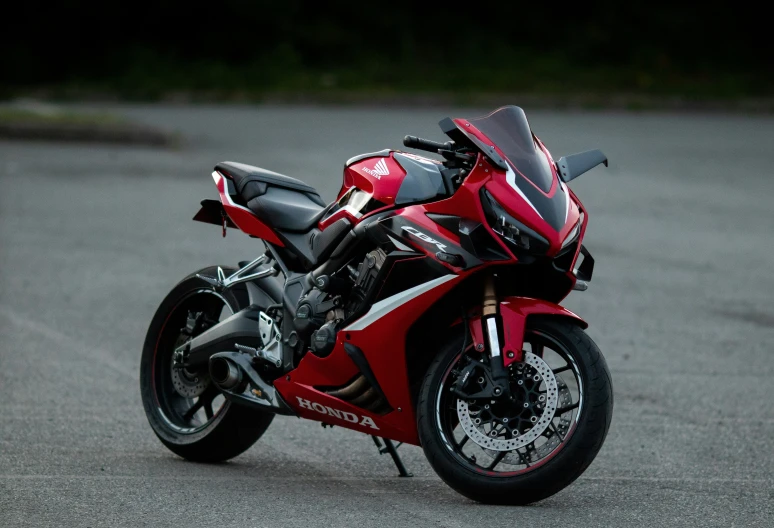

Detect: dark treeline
[3, 1, 769, 97]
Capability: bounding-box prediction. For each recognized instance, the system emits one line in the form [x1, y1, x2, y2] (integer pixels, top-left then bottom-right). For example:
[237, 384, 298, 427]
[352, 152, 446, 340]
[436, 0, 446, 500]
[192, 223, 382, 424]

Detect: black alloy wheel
[140, 267, 274, 462]
[417, 318, 613, 505]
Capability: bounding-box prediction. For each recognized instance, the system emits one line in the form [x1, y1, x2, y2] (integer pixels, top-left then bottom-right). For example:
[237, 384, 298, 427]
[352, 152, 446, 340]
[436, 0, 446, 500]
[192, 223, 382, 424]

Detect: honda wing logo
[362, 158, 390, 179]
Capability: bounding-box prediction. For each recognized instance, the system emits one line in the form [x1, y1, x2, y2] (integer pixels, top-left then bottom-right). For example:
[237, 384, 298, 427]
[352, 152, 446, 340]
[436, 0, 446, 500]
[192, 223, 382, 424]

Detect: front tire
[417, 317, 613, 505]
[140, 266, 274, 463]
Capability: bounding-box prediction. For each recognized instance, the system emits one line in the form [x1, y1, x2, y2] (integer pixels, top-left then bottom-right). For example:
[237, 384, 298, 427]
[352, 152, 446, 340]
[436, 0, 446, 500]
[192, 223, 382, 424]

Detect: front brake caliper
[452, 360, 500, 400]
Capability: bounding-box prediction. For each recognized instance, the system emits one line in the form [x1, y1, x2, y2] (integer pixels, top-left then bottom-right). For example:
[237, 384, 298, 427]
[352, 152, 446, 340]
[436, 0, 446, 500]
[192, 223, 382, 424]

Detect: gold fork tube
[482, 275, 497, 316]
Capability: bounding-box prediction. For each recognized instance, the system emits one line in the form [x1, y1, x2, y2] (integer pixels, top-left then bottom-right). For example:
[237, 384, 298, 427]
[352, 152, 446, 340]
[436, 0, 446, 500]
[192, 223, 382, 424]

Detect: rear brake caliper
[173, 311, 215, 369]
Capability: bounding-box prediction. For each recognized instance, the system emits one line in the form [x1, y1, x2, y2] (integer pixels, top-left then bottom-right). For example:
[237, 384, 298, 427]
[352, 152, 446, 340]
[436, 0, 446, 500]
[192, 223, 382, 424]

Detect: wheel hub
[492, 376, 574, 465]
[171, 359, 210, 398]
[456, 351, 558, 451]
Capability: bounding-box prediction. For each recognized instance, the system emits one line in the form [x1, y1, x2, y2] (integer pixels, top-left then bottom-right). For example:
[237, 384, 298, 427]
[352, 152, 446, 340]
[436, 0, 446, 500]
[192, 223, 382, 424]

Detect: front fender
[500, 297, 586, 367]
[467, 297, 587, 368]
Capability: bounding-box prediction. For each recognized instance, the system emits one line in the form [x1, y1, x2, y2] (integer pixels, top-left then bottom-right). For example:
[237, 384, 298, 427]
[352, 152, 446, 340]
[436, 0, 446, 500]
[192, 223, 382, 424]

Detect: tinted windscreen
[466, 106, 554, 192]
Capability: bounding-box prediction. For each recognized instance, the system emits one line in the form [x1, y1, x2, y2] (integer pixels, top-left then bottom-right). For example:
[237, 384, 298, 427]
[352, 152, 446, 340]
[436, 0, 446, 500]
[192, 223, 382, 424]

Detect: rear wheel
[140, 267, 274, 462]
[417, 317, 613, 505]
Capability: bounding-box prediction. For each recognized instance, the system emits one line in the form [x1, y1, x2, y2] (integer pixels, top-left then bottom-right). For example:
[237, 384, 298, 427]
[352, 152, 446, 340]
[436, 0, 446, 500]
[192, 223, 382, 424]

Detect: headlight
[561, 223, 579, 248]
[481, 190, 550, 255]
[561, 212, 583, 249]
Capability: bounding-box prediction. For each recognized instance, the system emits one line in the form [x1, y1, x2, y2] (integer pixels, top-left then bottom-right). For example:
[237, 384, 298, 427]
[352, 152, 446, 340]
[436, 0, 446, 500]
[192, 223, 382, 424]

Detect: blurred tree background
[2, 1, 769, 102]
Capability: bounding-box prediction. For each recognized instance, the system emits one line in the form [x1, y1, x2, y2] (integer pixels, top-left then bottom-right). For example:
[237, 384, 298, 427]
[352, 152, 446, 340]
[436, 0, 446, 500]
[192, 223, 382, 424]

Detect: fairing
[274, 274, 462, 444]
[452, 106, 572, 236]
[342, 152, 405, 206]
[212, 171, 284, 246]
[340, 151, 447, 207]
[319, 151, 449, 230]
[466, 106, 554, 192]
[274, 292, 587, 444]
[199, 106, 597, 446]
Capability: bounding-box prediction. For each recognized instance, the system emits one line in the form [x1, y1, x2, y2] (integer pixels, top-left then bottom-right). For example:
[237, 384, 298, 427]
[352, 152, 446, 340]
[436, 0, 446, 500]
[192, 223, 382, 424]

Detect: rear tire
[417, 317, 613, 504]
[140, 266, 274, 463]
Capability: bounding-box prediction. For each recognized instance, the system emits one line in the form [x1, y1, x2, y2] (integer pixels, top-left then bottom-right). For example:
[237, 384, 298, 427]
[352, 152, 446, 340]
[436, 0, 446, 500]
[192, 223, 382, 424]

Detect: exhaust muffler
[209, 356, 242, 390]
[208, 351, 294, 415]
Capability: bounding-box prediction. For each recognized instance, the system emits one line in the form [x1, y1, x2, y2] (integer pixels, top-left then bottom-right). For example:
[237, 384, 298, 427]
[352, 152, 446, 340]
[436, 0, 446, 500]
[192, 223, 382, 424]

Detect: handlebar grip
[403, 135, 452, 153]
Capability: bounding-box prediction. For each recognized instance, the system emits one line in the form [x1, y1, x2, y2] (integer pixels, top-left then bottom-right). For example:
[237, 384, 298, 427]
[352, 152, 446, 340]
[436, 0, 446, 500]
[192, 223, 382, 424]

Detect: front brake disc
[456, 351, 558, 452]
[492, 377, 573, 465]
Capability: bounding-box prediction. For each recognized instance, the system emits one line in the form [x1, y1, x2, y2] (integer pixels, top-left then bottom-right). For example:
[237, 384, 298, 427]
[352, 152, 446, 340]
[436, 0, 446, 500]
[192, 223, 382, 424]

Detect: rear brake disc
[170, 356, 210, 398]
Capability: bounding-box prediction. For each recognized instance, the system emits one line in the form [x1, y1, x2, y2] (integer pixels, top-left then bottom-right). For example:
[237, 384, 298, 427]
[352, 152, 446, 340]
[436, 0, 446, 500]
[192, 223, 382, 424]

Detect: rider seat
[215, 161, 326, 232]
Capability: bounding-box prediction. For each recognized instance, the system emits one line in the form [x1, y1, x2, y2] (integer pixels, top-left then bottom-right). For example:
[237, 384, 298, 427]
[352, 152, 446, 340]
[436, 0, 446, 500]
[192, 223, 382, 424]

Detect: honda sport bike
[140, 106, 613, 504]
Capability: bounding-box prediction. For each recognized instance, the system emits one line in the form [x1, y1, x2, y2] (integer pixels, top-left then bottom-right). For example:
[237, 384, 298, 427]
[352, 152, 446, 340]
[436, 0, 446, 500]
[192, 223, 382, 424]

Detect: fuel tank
[319, 150, 449, 230]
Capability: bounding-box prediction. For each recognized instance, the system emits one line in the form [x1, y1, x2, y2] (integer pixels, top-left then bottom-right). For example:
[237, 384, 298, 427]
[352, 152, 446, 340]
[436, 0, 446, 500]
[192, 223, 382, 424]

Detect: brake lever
[439, 149, 474, 163]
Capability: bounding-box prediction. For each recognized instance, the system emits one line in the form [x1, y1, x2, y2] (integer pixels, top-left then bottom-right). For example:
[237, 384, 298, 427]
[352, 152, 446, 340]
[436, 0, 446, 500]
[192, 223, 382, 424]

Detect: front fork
[481, 275, 511, 398]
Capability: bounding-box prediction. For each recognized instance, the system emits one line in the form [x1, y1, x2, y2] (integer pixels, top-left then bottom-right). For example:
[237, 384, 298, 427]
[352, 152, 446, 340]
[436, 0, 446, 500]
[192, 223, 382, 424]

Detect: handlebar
[403, 135, 453, 153]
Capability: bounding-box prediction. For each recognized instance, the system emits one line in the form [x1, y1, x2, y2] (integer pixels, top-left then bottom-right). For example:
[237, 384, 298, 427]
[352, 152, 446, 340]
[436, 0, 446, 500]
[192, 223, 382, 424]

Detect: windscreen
[466, 106, 554, 192]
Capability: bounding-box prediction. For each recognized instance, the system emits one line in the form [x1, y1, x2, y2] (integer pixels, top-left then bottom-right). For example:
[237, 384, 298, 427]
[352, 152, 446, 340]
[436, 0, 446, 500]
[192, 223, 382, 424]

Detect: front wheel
[417, 317, 613, 505]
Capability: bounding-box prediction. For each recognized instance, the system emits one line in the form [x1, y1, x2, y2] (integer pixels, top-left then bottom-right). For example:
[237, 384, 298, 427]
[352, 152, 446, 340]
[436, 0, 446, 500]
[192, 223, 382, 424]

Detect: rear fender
[212, 171, 284, 246]
[468, 297, 587, 368]
[192, 199, 237, 230]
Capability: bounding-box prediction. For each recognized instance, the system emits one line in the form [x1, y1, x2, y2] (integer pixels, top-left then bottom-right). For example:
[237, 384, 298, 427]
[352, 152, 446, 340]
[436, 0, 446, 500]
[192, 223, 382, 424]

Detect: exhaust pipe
[207, 351, 295, 416]
[209, 356, 242, 390]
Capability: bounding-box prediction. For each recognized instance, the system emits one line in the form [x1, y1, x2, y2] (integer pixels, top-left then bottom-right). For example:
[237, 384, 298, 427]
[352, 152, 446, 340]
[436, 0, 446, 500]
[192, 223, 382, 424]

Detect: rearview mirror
[556, 150, 608, 182]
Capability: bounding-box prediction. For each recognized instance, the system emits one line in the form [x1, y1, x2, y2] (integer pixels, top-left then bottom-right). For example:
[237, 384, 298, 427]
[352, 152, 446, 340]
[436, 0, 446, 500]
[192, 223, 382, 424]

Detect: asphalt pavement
[1, 104, 773, 527]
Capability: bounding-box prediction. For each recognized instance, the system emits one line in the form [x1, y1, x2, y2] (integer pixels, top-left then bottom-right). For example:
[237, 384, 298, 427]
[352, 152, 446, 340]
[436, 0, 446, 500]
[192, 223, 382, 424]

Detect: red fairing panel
[555, 185, 581, 244]
[454, 119, 578, 255]
[213, 171, 284, 246]
[498, 297, 587, 367]
[482, 176, 579, 256]
[317, 206, 358, 231]
[464, 299, 586, 368]
[317, 152, 407, 230]
[422, 156, 517, 261]
[341, 153, 406, 206]
[388, 206, 470, 271]
[275, 274, 462, 445]
[424, 154, 495, 223]
[566, 185, 588, 278]
[468, 316, 485, 351]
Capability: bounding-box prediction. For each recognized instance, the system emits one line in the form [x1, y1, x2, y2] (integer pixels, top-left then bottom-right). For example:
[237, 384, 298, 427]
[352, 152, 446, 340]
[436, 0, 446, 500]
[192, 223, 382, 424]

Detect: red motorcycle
[140, 106, 613, 504]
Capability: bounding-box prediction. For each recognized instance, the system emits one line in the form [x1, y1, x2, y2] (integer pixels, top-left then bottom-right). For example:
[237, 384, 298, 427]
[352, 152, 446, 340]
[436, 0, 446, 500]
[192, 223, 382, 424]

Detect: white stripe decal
[561, 181, 570, 224]
[213, 171, 255, 214]
[344, 275, 458, 331]
[387, 235, 413, 252]
[341, 205, 364, 219]
[505, 165, 543, 219]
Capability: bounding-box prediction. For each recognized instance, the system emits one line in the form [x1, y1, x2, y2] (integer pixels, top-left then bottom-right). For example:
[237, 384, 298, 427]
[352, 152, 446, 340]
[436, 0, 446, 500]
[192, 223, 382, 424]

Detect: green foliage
[2, 2, 770, 99]
[0, 107, 123, 125]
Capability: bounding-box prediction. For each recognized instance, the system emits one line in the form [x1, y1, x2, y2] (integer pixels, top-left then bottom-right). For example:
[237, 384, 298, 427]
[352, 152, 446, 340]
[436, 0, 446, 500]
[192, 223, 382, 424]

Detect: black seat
[215, 161, 326, 232]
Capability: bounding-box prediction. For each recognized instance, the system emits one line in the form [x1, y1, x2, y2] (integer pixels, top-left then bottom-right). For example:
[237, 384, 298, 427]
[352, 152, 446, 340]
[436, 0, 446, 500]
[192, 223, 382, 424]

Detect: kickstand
[371, 436, 413, 477]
